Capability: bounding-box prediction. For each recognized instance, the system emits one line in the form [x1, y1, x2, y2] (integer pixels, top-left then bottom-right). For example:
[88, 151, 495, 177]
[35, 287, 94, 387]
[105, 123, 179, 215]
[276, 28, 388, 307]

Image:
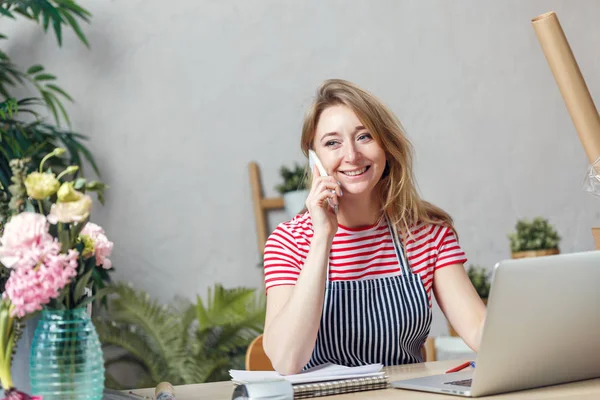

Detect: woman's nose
[344, 143, 359, 162]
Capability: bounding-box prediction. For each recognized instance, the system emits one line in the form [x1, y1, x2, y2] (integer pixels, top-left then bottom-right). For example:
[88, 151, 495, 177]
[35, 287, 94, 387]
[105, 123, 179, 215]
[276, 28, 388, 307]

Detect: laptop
[391, 250, 600, 397]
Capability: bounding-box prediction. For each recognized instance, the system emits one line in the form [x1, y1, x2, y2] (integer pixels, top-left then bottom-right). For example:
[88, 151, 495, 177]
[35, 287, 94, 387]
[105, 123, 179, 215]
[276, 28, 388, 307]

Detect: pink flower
[0, 213, 55, 268]
[81, 223, 113, 269]
[3, 250, 79, 318]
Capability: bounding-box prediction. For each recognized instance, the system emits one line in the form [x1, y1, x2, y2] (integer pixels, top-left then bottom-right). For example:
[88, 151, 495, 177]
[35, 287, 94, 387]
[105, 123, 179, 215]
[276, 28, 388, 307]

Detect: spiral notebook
[230, 363, 389, 398]
[293, 375, 389, 398]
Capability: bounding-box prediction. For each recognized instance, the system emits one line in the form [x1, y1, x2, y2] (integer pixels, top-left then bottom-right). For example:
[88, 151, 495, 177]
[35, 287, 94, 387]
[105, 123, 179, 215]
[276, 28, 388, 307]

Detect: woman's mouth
[340, 166, 370, 177]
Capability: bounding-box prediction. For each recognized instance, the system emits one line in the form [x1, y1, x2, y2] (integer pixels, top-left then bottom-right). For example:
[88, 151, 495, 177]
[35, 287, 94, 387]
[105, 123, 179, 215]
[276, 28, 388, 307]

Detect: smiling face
[312, 105, 387, 197]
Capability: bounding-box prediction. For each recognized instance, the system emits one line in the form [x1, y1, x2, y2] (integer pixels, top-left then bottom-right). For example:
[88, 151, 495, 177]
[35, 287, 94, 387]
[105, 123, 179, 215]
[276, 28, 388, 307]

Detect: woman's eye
[325, 140, 338, 147]
[358, 133, 372, 141]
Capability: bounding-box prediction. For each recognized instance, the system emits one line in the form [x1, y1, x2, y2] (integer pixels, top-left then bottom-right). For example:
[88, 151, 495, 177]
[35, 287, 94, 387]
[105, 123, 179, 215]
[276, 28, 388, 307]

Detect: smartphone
[308, 149, 328, 177]
[308, 150, 338, 214]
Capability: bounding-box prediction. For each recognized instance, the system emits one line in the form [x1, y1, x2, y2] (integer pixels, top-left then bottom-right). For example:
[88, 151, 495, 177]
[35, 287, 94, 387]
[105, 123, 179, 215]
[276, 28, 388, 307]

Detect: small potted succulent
[448, 265, 491, 337]
[275, 163, 309, 218]
[508, 217, 560, 259]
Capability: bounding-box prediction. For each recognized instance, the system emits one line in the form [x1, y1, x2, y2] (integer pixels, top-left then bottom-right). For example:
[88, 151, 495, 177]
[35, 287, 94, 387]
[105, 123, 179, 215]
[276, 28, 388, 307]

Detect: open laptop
[391, 250, 600, 397]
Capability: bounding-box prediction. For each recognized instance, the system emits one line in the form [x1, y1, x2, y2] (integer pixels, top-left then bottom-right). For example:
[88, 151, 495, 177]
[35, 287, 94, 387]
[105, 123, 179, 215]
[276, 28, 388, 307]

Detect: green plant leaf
[76, 294, 95, 309]
[53, 92, 71, 126]
[73, 266, 93, 303]
[34, 73, 57, 81]
[94, 318, 164, 385]
[59, 8, 89, 48]
[96, 282, 266, 388]
[0, 7, 14, 18]
[26, 64, 44, 75]
[46, 83, 73, 101]
[41, 91, 59, 125]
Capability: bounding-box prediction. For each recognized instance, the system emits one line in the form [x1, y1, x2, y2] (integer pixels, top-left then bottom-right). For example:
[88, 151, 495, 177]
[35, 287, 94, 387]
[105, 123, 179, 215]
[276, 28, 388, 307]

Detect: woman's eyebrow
[321, 126, 366, 139]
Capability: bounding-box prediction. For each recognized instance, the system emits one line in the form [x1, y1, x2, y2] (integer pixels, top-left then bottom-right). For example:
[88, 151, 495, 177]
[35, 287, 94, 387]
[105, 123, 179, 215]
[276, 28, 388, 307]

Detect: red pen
[445, 361, 472, 373]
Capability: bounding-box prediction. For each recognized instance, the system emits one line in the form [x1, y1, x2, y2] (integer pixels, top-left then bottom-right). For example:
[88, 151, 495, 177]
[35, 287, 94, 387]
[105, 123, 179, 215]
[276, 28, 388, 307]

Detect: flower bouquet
[0, 149, 112, 399]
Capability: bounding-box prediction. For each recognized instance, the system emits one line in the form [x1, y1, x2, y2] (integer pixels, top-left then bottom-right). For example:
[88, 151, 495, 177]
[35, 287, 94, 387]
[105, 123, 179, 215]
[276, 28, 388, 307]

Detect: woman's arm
[263, 233, 332, 375]
[433, 264, 487, 351]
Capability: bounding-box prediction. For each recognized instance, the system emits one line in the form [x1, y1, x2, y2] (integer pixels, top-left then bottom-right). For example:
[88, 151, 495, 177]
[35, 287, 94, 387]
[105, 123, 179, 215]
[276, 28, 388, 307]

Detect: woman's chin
[339, 183, 374, 197]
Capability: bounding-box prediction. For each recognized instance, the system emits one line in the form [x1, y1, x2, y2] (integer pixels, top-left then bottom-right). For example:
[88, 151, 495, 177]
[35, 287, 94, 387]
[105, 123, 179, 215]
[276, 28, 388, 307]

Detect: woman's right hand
[306, 164, 342, 241]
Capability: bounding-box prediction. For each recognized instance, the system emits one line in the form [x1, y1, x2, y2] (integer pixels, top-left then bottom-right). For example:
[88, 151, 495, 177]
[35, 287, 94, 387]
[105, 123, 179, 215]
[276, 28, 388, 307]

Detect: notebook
[230, 363, 389, 398]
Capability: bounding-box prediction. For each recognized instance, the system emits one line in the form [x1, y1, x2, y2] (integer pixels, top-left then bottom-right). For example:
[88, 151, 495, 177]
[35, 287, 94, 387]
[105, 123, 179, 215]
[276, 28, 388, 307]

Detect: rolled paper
[531, 11, 600, 166]
[155, 382, 176, 400]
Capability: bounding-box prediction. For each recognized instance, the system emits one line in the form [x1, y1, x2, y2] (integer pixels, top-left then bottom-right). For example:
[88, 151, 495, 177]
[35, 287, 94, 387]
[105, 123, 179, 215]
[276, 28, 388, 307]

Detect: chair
[245, 334, 436, 370]
[245, 334, 275, 371]
[423, 336, 437, 362]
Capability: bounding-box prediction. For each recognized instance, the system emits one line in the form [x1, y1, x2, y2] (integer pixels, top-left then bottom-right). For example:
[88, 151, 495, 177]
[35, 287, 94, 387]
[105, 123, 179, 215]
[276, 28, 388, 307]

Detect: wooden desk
[132, 359, 600, 399]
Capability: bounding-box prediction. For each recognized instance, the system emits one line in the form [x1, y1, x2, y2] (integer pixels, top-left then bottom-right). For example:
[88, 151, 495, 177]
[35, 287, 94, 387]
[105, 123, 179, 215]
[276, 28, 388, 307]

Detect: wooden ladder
[248, 161, 284, 255]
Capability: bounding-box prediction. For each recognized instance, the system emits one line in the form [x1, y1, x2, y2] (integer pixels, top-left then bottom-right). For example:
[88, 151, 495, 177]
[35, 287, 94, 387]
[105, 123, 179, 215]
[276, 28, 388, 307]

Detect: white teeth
[342, 167, 367, 176]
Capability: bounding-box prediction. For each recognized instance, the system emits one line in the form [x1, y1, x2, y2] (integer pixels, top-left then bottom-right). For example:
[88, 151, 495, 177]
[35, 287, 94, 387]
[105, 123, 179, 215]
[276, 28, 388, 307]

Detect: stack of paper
[230, 363, 384, 385]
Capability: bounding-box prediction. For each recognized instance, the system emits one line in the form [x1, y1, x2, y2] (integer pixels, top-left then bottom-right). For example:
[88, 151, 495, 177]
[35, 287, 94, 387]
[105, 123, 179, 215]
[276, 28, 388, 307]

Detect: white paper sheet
[230, 363, 384, 384]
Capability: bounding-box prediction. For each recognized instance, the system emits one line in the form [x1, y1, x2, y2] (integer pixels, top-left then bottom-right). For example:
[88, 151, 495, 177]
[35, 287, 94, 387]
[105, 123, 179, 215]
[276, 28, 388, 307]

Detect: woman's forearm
[263, 234, 332, 375]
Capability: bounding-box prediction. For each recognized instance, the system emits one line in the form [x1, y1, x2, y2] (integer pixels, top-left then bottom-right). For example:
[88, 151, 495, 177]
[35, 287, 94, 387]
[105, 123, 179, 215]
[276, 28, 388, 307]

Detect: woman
[262, 79, 486, 375]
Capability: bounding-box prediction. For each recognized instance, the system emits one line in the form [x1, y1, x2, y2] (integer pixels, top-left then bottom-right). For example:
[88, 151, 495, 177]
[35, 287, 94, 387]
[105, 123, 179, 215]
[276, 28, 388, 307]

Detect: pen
[445, 361, 475, 374]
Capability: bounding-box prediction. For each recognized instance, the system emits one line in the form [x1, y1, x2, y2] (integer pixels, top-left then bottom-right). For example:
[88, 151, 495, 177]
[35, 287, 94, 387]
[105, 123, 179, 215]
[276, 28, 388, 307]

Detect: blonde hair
[300, 79, 456, 236]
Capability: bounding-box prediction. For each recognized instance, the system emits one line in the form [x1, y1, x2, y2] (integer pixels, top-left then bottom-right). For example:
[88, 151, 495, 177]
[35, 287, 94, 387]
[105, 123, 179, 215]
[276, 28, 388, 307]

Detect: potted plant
[448, 265, 491, 337]
[275, 163, 309, 218]
[508, 217, 560, 259]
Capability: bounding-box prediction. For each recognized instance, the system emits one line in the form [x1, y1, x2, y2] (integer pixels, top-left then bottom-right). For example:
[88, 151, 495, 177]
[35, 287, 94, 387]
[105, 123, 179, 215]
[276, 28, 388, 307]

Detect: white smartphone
[308, 150, 338, 214]
[308, 149, 328, 177]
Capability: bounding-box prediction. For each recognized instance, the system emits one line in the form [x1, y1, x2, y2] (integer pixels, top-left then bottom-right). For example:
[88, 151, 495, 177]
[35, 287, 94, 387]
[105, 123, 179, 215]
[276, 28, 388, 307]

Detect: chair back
[245, 334, 436, 370]
[245, 334, 275, 371]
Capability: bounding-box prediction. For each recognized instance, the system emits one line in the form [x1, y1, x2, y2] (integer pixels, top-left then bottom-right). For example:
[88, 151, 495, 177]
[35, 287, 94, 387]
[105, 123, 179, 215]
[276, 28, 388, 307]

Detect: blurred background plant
[94, 282, 266, 389]
[466, 265, 491, 300]
[0, 0, 100, 214]
[508, 217, 561, 253]
[275, 163, 308, 195]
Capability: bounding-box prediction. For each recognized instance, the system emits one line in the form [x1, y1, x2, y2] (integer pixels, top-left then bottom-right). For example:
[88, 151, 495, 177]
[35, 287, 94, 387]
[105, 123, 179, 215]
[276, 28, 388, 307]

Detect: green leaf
[52, 15, 63, 46]
[24, 200, 35, 212]
[41, 91, 59, 125]
[34, 74, 57, 81]
[46, 84, 73, 102]
[54, 94, 71, 126]
[73, 267, 94, 303]
[94, 286, 116, 303]
[73, 177, 86, 189]
[76, 294, 95, 309]
[58, 225, 71, 253]
[27, 64, 44, 75]
[67, 137, 100, 177]
[59, 9, 89, 48]
[0, 7, 14, 19]
[42, 5, 51, 31]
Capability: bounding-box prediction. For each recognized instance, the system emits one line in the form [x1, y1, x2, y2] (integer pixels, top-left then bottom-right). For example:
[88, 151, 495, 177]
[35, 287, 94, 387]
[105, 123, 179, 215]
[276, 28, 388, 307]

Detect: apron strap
[386, 217, 413, 277]
[325, 217, 413, 284]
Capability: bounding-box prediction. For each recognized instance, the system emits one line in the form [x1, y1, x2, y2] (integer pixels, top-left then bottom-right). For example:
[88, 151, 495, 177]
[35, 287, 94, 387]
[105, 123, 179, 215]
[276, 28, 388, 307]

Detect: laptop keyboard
[444, 379, 473, 387]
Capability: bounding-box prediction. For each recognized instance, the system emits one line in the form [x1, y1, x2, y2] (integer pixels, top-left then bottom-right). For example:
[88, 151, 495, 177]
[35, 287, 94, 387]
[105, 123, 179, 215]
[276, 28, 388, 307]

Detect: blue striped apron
[305, 219, 432, 368]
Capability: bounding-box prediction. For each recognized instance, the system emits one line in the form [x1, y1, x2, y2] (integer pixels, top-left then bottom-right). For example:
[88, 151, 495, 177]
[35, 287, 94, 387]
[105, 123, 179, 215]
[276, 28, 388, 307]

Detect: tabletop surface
[130, 359, 600, 399]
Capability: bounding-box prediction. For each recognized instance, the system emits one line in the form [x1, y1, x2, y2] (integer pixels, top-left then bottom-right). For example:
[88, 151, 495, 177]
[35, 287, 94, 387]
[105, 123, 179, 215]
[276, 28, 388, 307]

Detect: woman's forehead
[316, 106, 364, 136]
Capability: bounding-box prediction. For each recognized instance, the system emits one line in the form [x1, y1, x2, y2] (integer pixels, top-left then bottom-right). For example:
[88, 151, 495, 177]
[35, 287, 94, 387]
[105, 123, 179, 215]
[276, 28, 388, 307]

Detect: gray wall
[4, 0, 600, 337]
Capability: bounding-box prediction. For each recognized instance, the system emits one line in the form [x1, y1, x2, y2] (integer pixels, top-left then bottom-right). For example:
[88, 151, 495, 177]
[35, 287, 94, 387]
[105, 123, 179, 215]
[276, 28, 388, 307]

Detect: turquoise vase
[29, 308, 105, 400]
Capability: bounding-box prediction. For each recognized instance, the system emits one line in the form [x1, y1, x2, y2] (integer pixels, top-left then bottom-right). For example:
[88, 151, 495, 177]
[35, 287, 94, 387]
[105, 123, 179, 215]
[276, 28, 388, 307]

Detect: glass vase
[29, 308, 105, 400]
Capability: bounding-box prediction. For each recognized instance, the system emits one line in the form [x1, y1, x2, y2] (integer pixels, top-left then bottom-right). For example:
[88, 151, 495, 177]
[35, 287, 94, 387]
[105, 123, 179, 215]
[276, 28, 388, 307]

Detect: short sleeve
[435, 226, 468, 270]
[263, 224, 302, 292]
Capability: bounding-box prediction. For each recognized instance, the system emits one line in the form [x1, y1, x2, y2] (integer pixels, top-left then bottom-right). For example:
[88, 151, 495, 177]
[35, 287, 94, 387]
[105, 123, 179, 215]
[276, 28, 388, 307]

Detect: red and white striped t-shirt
[263, 212, 467, 306]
